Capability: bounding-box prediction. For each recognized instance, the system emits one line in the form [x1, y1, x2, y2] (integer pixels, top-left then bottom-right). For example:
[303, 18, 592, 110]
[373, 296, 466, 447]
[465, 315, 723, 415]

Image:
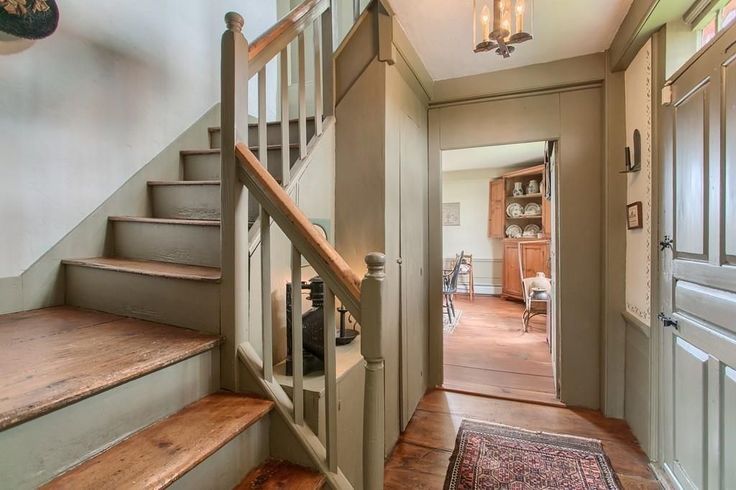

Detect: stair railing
[220, 2, 385, 488]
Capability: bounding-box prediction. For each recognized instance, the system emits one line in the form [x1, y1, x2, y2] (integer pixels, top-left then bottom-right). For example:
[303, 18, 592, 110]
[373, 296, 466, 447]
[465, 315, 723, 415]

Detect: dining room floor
[442, 295, 559, 405]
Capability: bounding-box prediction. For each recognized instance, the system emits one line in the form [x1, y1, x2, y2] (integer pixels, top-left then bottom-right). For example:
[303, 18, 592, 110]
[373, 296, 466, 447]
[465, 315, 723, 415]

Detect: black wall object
[632, 129, 642, 171]
[0, 0, 59, 39]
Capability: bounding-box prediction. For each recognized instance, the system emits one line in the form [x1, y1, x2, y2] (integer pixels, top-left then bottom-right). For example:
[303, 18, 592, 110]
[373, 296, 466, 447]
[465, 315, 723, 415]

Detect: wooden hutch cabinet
[488, 164, 552, 301]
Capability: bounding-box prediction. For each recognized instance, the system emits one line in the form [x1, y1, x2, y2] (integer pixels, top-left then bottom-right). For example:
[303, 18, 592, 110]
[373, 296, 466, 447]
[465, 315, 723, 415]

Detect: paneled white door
[660, 23, 736, 490]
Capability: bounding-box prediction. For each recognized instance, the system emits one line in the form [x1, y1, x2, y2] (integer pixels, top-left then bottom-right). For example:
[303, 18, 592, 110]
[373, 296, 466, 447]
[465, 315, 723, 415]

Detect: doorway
[440, 141, 559, 405]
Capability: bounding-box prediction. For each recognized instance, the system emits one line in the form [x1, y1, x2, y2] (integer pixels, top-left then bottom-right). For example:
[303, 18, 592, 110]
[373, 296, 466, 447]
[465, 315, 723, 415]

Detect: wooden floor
[443, 295, 557, 404]
[0, 306, 220, 430]
[384, 390, 659, 489]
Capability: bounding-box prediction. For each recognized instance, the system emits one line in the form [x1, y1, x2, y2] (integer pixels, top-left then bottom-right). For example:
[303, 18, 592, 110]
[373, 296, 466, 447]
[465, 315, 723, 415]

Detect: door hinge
[657, 312, 679, 329]
[659, 235, 674, 251]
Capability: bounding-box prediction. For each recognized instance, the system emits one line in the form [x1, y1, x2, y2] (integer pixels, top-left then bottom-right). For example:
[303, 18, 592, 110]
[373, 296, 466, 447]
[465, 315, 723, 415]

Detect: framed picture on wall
[627, 201, 643, 230]
[442, 202, 461, 226]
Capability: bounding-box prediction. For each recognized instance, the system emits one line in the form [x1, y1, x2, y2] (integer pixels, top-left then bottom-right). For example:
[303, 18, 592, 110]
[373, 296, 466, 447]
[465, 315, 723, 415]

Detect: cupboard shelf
[507, 193, 543, 199]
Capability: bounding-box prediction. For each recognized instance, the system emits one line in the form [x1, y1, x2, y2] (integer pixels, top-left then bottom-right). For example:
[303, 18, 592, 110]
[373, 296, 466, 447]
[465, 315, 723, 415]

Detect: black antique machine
[286, 276, 359, 376]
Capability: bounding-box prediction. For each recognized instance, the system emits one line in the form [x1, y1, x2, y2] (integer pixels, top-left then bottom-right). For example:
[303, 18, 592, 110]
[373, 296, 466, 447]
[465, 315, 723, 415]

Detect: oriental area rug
[444, 420, 621, 490]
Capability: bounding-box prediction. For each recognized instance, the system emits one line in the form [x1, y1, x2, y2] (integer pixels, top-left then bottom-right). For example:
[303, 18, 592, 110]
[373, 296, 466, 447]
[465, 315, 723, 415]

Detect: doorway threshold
[438, 384, 565, 408]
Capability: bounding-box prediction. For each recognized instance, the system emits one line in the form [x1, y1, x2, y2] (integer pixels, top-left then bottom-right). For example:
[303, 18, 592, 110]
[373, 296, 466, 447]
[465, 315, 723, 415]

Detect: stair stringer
[237, 342, 352, 490]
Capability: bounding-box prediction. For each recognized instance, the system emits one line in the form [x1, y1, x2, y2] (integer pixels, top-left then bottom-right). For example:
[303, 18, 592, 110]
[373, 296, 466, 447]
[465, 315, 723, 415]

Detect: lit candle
[481, 5, 491, 41]
[515, 0, 525, 33]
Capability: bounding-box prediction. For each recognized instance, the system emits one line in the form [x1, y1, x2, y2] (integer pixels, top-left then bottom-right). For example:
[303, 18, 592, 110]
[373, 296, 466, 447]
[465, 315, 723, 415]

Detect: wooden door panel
[489, 179, 505, 238]
[662, 26, 736, 490]
[674, 84, 709, 259]
[724, 366, 736, 489]
[522, 245, 545, 277]
[503, 243, 522, 297]
[725, 56, 736, 263]
[675, 281, 736, 336]
[672, 336, 708, 489]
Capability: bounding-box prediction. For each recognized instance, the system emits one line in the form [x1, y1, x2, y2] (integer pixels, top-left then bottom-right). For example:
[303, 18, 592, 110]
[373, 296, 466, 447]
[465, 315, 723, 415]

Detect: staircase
[0, 0, 384, 488]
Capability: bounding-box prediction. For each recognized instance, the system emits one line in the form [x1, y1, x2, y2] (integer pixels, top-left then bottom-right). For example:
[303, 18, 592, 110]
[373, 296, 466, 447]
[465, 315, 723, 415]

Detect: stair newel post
[361, 252, 386, 490]
[221, 11, 250, 391]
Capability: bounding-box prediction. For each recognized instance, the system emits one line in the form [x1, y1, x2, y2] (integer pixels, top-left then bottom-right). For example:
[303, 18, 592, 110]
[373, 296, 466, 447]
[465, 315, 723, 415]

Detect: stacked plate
[523, 203, 541, 216]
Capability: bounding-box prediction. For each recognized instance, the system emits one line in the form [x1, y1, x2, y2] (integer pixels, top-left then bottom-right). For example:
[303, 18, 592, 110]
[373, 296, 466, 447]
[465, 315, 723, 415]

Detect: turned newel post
[361, 252, 385, 490]
[220, 11, 249, 391]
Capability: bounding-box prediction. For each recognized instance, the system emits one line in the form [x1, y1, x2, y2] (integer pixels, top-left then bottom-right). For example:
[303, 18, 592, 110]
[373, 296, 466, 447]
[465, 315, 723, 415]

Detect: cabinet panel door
[504, 243, 522, 297]
[489, 179, 505, 238]
[521, 244, 547, 278]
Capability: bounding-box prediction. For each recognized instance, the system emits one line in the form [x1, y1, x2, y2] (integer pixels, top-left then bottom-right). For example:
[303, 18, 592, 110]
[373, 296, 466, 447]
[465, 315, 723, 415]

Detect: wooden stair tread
[42, 392, 273, 490]
[0, 306, 220, 430]
[181, 143, 299, 156]
[147, 180, 220, 186]
[62, 257, 221, 282]
[235, 459, 325, 490]
[108, 216, 220, 226]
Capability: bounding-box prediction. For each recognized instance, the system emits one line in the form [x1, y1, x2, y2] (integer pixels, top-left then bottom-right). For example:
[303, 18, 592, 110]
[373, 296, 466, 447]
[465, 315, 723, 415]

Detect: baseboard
[1, 104, 221, 315]
[471, 285, 503, 296]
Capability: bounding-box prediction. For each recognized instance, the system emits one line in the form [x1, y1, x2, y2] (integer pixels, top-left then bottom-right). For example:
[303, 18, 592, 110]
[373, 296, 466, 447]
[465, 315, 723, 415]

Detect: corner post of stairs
[220, 11, 250, 391]
[361, 252, 386, 490]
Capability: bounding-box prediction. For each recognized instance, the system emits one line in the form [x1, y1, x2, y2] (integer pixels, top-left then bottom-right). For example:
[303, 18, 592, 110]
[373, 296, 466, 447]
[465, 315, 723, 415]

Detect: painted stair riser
[0, 351, 219, 490]
[65, 266, 220, 333]
[113, 220, 220, 268]
[168, 418, 269, 490]
[151, 184, 220, 221]
[209, 121, 316, 149]
[183, 149, 297, 182]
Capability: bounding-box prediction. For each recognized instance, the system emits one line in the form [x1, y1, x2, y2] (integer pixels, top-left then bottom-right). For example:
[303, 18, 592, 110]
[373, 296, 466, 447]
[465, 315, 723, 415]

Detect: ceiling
[442, 142, 546, 172]
[389, 0, 633, 80]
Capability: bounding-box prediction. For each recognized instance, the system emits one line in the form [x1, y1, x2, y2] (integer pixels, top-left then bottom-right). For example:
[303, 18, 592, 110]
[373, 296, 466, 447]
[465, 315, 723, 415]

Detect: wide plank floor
[384, 390, 660, 489]
[0, 306, 220, 430]
[443, 296, 558, 404]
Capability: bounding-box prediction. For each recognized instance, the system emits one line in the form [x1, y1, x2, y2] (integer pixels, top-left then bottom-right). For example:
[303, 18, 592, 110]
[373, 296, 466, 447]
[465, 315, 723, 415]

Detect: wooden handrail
[234, 143, 363, 320]
[248, 0, 330, 77]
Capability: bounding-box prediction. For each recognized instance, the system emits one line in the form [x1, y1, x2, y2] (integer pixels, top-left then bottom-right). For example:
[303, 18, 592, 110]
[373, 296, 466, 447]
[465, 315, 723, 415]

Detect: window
[722, 0, 736, 28]
[699, 0, 736, 47]
[701, 16, 717, 46]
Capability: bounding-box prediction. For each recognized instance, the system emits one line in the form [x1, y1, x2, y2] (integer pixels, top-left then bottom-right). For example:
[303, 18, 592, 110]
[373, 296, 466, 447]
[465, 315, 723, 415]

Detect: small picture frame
[442, 202, 461, 226]
[627, 202, 643, 230]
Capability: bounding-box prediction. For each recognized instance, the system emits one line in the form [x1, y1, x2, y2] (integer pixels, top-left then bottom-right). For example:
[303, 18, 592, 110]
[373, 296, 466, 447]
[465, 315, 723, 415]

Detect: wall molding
[622, 310, 652, 338]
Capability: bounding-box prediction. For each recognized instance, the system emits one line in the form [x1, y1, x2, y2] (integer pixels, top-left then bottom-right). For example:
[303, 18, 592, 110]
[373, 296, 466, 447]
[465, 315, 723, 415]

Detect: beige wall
[428, 55, 607, 409]
[441, 169, 505, 295]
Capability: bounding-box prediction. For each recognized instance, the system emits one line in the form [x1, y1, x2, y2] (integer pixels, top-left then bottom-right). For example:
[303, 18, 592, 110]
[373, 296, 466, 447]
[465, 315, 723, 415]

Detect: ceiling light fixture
[473, 0, 533, 58]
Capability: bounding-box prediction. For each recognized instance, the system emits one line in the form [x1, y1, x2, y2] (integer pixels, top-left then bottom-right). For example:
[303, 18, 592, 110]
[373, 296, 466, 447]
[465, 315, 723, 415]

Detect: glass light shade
[473, 0, 533, 54]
